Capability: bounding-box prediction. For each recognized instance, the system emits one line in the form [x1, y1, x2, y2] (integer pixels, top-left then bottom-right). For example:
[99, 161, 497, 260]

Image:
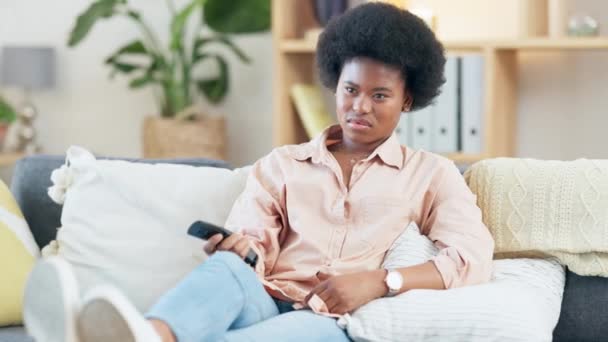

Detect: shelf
[273, 0, 608, 163]
[280, 39, 316, 53]
[280, 37, 608, 54]
[493, 37, 608, 50]
[0, 152, 24, 166]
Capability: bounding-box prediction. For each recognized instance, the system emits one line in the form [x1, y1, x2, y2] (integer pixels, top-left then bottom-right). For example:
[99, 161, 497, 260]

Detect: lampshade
[0, 46, 55, 90]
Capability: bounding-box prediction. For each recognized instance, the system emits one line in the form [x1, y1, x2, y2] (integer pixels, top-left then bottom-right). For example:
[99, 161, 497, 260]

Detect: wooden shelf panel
[280, 39, 316, 53]
[280, 37, 608, 54]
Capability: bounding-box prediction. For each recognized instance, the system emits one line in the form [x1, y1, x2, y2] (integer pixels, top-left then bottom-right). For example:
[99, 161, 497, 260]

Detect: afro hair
[316, 2, 446, 111]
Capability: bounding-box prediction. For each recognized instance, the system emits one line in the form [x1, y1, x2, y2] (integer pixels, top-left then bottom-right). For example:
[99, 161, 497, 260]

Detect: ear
[402, 91, 414, 112]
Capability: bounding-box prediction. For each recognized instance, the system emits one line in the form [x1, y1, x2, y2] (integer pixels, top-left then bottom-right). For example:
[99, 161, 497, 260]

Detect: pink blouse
[225, 125, 494, 308]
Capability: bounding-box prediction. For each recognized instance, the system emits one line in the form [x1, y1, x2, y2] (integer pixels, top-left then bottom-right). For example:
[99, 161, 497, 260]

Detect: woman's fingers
[233, 237, 251, 258]
[216, 233, 242, 251]
[317, 287, 335, 308]
[318, 288, 337, 309]
[305, 281, 329, 303]
[203, 234, 224, 254]
[204, 233, 251, 261]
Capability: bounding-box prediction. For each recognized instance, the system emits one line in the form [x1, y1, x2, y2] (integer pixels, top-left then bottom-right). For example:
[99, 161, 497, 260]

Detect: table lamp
[0, 46, 55, 153]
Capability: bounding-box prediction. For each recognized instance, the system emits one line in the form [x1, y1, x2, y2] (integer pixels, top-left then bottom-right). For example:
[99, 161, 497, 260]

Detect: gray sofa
[2, 155, 608, 342]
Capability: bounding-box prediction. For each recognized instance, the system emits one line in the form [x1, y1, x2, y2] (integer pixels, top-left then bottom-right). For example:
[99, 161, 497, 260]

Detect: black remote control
[187, 220, 258, 268]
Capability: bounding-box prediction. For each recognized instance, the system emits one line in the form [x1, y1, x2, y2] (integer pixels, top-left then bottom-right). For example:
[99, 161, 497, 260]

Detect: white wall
[0, 0, 272, 167]
[517, 0, 608, 159]
[0, 0, 606, 168]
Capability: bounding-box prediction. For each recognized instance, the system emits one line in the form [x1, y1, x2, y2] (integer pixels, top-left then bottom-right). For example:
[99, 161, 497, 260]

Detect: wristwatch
[384, 268, 404, 297]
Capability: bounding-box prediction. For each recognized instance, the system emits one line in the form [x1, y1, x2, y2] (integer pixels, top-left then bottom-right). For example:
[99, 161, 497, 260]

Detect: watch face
[386, 271, 403, 291]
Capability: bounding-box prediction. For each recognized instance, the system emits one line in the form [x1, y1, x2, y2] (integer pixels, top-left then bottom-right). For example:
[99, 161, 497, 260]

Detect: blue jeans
[146, 252, 351, 342]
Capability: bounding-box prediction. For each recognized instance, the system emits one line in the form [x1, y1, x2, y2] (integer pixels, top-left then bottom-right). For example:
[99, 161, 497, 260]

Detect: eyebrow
[344, 81, 394, 93]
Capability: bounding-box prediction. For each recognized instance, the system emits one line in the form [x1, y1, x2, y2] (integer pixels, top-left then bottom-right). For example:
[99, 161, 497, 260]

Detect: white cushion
[338, 222, 565, 342]
[46, 146, 250, 312]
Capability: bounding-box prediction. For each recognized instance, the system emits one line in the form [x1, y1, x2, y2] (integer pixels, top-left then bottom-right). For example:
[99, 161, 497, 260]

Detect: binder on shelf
[290, 84, 336, 139]
[460, 55, 484, 154]
[431, 56, 458, 153]
[409, 105, 433, 151]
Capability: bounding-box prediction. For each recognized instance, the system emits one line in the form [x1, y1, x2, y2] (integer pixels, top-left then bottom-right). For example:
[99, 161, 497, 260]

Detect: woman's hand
[305, 270, 388, 315]
[203, 233, 252, 260]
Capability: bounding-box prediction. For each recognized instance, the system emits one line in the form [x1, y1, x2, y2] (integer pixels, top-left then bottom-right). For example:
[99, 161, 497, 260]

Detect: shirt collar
[288, 125, 404, 170]
[371, 130, 404, 169]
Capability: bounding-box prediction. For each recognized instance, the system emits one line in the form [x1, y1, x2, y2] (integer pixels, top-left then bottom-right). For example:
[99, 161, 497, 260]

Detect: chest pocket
[342, 196, 412, 257]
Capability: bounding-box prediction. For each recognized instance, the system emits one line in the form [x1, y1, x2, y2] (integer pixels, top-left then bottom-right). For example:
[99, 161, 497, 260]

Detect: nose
[353, 95, 372, 114]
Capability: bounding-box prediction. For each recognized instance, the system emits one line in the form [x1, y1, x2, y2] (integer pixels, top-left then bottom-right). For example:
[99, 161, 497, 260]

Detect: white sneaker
[78, 285, 162, 342]
[23, 256, 81, 342]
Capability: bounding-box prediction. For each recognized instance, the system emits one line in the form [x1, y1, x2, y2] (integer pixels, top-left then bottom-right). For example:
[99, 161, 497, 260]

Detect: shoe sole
[78, 286, 143, 342]
[23, 256, 80, 342]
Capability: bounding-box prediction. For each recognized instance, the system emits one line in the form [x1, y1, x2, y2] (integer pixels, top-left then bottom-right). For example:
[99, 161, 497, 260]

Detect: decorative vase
[548, 0, 568, 37]
[143, 116, 226, 160]
[313, 0, 348, 26]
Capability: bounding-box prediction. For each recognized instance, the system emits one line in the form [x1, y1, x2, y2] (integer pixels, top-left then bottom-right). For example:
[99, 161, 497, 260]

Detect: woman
[27, 3, 494, 341]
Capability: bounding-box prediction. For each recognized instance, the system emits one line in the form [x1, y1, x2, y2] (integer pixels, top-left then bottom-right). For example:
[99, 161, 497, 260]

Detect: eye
[345, 86, 356, 94]
[373, 93, 388, 100]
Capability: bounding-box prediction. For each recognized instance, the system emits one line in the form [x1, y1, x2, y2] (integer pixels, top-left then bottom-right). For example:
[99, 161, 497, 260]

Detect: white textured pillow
[45, 146, 250, 312]
[339, 222, 565, 342]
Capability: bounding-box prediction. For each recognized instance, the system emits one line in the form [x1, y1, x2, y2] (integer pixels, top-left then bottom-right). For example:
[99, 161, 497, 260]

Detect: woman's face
[335, 57, 411, 146]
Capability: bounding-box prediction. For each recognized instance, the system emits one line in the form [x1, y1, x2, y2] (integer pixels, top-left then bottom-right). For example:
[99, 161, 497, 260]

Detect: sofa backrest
[10, 155, 230, 250]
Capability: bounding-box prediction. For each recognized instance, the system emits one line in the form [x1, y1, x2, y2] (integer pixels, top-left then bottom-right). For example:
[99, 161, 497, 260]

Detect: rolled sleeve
[424, 162, 494, 289]
[224, 152, 287, 277]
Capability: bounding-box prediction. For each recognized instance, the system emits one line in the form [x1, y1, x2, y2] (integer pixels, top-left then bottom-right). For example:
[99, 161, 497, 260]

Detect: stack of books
[290, 84, 336, 139]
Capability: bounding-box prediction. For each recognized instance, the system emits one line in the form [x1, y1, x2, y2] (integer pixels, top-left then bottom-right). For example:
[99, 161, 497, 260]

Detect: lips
[346, 117, 372, 127]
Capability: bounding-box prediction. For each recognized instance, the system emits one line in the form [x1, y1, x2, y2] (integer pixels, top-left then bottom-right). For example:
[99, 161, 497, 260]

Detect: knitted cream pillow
[464, 158, 608, 276]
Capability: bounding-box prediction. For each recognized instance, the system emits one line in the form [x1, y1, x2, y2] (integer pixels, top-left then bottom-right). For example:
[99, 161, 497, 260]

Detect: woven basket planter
[143, 116, 226, 160]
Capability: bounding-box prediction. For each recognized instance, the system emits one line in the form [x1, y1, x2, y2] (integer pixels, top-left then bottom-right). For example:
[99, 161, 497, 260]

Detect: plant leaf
[129, 58, 163, 88]
[193, 35, 250, 63]
[104, 40, 148, 64]
[129, 74, 155, 89]
[203, 0, 270, 33]
[104, 40, 155, 78]
[68, 0, 125, 46]
[0, 97, 17, 123]
[107, 61, 144, 78]
[170, 0, 206, 51]
[196, 55, 229, 103]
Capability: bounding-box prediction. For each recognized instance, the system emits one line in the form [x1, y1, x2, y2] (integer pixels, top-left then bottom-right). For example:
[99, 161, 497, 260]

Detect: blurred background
[0, 0, 606, 182]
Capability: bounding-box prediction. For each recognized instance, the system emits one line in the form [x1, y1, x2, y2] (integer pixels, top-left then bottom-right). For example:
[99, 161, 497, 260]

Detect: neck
[339, 137, 388, 155]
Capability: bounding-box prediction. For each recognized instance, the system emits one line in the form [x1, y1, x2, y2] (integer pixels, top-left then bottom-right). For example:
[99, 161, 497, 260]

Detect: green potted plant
[0, 97, 17, 150]
[68, 0, 270, 160]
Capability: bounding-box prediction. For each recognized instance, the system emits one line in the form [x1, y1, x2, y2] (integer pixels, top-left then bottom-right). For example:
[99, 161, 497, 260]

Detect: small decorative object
[0, 97, 17, 149]
[313, 0, 348, 26]
[548, 0, 568, 37]
[0, 46, 55, 154]
[567, 14, 600, 37]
